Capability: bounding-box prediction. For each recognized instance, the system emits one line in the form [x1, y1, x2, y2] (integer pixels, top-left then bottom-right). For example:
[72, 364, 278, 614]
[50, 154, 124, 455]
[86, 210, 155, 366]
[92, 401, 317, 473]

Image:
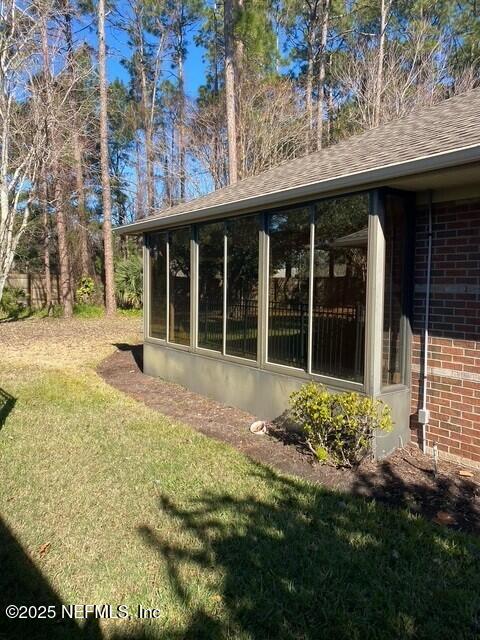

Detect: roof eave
[115, 144, 480, 235]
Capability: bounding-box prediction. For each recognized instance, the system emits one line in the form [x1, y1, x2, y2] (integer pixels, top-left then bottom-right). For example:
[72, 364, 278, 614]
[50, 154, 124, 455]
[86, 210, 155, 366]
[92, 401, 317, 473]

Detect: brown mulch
[98, 343, 480, 535]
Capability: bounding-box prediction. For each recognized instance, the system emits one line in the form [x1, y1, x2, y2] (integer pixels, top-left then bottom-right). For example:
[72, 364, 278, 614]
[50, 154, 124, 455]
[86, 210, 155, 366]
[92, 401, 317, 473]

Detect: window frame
[144, 188, 412, 396]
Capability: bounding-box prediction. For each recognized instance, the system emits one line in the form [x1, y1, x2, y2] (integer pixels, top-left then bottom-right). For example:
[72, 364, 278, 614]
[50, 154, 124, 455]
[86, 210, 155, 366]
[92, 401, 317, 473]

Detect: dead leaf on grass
[434, 511, 456, 526]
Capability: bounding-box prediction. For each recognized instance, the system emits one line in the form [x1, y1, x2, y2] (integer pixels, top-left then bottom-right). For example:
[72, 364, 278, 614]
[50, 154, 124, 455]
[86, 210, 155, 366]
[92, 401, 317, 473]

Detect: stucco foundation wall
[410, 198, 480, 465]
[144, 341, 410, 458]
[143, 341, 306, 420]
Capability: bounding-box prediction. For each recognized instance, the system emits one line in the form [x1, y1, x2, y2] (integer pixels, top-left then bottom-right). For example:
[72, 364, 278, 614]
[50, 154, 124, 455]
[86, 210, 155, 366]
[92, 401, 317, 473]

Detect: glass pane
[169, 227, 191, 345]
[149, 232, 167, 339]
[198, 221, 224, 351]
[226, 215, 259, 360]
[312, 194, 368, 382]
[268, 208, 311, 368]
[383, 193, 408, 386]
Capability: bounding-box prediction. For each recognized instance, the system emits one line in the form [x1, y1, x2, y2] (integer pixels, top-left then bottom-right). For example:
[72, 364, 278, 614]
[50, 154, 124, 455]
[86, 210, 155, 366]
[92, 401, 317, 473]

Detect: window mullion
[166, 233, 170, 343]
[223, 225, 227, 356]
[307, 207, 315, 375]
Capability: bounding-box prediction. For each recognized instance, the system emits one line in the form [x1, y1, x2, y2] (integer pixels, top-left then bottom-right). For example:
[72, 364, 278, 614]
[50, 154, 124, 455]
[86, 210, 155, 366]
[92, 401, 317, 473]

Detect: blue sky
[76, 2, 208, 100]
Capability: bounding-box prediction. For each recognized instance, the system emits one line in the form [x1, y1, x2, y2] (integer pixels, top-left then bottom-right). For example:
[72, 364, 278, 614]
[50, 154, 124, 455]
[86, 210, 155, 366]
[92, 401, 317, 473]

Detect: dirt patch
[98, 344, 480, 535]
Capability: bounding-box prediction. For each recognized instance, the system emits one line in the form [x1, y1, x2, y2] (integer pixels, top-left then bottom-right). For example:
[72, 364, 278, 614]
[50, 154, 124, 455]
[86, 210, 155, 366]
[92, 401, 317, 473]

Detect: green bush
[115, 254, 143, 309]
[76, 276, 96, 304]
[290, 383, 393, 467]
[0, 286, 27, 318]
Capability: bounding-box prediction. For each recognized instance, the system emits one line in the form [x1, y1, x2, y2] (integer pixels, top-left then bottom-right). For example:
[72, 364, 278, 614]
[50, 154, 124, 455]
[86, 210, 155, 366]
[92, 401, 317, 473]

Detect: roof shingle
[124, 88, 480, 229]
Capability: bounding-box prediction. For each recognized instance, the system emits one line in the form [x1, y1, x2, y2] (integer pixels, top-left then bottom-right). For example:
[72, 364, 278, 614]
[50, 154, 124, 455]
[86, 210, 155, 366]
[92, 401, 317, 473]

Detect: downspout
[419, 190, 433, 453]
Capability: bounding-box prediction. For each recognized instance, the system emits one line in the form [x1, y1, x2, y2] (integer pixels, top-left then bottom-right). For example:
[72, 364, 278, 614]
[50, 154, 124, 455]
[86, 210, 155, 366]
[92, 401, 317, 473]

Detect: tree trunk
[316, 0, 330, 151]
[54, 178, 73, 316]
[224, 0, 238, 185]
[234, 0, 244, 178]
[41, 13, 73, 317]
[374, 0, 389, 127]
[136, 7, 155, 215]
[41, 169, 52, 311]
[98, 0, 116, 315]
[326, 81, 334, 144]
[178, 50, 186, 201]
[73, 132, 89, 276]
[63, 1, 89, 277]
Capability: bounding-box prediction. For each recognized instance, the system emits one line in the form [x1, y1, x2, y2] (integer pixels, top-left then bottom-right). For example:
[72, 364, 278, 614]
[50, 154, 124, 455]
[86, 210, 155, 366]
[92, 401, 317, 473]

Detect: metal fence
[268, 301, 364, 379]
[196, 297, 364, 379]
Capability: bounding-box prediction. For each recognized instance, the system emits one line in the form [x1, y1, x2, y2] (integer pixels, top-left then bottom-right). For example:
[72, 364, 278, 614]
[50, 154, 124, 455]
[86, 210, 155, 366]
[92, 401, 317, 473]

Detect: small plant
[76, 276, 96, 304]
[290, 382, 393, 467]
[115, 254, 143, 309]
[0, 286, 27, 318]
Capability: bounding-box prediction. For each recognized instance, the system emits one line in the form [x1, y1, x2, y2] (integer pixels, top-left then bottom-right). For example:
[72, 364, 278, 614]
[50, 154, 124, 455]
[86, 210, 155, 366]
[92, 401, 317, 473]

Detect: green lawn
[0, 317, 479, 639]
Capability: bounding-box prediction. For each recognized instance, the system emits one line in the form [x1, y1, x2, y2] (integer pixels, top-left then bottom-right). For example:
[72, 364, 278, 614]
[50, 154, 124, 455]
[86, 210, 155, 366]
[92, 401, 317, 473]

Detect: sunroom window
[149, 232, 167, 340]
[197, 221, 224, 351]
[312, 194, 368, 382]
[268, 208, 311, 368]
[225, 215, 260, 360]
[168, 227, 191, 346]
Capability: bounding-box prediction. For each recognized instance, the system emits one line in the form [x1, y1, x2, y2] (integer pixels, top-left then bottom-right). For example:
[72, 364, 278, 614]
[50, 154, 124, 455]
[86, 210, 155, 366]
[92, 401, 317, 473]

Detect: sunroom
[139, 188, 412, 458]
[117, 90, 480, 460]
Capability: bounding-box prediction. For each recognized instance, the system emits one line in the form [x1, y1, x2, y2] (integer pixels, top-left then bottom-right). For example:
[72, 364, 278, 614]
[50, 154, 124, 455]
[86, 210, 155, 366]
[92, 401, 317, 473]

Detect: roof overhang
[115, 144, 480, 235]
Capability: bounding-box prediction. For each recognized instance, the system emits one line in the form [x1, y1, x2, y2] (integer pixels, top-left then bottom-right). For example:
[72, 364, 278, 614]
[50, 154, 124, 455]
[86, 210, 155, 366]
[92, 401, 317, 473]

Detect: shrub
[76, 276, 96, 304]
[290, 383, 393, 467]
[0, 286, 27, 318]
[115, 254, 143, 309]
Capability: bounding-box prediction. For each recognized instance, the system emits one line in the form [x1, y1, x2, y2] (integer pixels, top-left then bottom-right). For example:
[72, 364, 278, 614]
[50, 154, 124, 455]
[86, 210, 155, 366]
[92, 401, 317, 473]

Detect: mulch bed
[98, 343, 480, 535]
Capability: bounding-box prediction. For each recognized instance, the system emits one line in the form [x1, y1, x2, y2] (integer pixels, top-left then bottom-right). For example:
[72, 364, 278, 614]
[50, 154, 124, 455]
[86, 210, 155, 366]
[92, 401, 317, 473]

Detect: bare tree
[189, 77, 309, 187]
[98, 0, 116, 314]
[334, 19, 448, 135]
[40, 4, 74, 317]
[0, 0, 44, 303]
[62, 0, 90, 277]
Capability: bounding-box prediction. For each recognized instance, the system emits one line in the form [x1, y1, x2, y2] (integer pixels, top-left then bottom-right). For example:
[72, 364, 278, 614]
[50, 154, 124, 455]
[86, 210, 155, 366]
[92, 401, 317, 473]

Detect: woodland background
[0, 0, 479, 315]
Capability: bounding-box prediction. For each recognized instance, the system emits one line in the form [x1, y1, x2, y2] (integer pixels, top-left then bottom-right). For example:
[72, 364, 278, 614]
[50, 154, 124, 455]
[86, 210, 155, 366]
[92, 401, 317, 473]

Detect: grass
[73, 303, 105, 318]
[0, 316, 480, 639]
[0, 305, 143, 322]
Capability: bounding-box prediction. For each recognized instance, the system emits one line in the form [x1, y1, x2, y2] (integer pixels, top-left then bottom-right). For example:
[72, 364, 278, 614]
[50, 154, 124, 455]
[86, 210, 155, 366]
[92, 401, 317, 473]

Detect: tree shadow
[0, 515, 166, 640]
[112, 343, 144, 372]
[350, 455, 480, 534]
[138, 465, 480, 639]
[0, 388, 16, 430]
[0, 516, 101, 640]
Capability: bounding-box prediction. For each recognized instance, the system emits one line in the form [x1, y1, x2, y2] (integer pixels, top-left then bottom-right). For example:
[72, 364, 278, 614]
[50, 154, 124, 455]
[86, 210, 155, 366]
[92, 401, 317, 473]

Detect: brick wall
[410, 198, 480, 465]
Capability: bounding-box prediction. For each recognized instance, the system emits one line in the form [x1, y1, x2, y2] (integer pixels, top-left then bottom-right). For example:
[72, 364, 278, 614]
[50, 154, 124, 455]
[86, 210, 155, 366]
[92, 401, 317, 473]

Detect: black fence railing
[226, 300, 258, 359]
[196, 297, 365, 379]
[268, 300, 364, 380]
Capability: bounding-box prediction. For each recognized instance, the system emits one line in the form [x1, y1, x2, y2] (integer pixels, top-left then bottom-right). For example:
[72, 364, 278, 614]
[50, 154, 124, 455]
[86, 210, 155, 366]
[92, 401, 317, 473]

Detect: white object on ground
[250, 420, 267, 435]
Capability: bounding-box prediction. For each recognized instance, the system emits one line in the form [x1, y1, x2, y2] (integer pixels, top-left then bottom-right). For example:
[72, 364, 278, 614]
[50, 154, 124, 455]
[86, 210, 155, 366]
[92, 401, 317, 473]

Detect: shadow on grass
[138, 465, 480, 640]
[0, 388, 15, 430]
[1, 462, 480, 639]
[0, 517, 102, 640]
[351, 458, 480, 534]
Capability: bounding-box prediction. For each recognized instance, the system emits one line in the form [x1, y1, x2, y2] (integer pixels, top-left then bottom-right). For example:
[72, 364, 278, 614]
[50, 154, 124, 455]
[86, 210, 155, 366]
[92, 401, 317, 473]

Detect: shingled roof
[119, 88, 480, 233]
